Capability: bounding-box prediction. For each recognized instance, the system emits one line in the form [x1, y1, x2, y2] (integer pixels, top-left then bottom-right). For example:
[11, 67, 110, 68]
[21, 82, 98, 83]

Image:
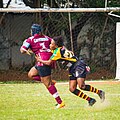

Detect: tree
[23, 0, 38, 8]
[0, 0, 3, 8]
[22, 0, 120, 8]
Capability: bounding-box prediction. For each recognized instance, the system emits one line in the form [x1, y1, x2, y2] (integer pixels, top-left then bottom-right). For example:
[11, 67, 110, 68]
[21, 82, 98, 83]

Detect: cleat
[98, 90, 105, 102]
[52, 80, 56, 85]
[88, 98, 96, 106]
[56, 102, 65, 109]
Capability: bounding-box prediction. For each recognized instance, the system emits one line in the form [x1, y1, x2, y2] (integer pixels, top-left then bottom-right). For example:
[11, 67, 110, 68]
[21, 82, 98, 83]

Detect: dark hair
[53, 36, 64, 47]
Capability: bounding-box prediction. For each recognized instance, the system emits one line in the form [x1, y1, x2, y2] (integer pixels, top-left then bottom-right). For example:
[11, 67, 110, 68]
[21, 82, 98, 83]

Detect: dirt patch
[86, 69, 115, 80]
[0, 68, 115, 81]
[52, 68, 115, 81]
[0, 70, 29, 81]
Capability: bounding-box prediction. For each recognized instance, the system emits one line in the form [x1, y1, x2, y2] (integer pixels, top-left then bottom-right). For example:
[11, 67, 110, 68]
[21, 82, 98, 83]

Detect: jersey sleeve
[20, 38, 31, 51]
[45, 35, 53, 44]
[50, 48, 61, 60]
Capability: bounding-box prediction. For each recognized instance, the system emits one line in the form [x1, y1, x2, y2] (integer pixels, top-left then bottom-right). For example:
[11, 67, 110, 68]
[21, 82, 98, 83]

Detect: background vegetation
[0, 0, 120, 80]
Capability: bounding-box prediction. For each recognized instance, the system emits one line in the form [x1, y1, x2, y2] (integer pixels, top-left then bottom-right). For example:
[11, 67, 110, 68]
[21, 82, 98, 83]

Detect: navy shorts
[69, 60, 88, 80]
[35, 65, 51, 77]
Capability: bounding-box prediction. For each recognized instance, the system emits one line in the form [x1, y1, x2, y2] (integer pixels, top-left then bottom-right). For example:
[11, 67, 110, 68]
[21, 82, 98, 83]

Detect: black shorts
[35, 65, 51, 77]
[69, 60, 88, 80]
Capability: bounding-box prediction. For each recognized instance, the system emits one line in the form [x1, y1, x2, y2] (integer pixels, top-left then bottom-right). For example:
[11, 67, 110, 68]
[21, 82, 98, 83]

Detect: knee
[43, 81, 51, 89]
[69, 86, 76, 93]
[28, 72, 33, 79]
[79, 84, 85, 90]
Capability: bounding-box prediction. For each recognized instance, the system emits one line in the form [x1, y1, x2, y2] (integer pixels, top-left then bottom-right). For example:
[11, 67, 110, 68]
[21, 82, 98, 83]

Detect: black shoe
[88, 98, 96, 106]
[98, 90, 105, 102]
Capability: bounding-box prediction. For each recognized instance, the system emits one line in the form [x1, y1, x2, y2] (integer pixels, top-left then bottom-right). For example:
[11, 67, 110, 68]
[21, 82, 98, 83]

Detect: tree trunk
[0, 0, 3, 8]
[23, 0, 35, 8]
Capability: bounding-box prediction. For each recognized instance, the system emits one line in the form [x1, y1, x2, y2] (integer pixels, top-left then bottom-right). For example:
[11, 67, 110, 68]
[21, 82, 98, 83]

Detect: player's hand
[28, 49, 33, 54]
[26, 49, 33, 55]
[35, 55, 42, 62]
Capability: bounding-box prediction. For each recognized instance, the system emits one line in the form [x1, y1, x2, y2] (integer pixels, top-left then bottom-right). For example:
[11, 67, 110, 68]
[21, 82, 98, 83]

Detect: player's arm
[20, 39, 33, 55]
[35, 48, 60, 65]
[20, 47, 27, 54]
[20, 48, 33, 55]
[35, 55, 53, 65]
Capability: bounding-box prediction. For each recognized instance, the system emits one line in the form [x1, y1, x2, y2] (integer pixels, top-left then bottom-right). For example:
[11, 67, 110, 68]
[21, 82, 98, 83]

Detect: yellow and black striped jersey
[50, 46, 77, 67]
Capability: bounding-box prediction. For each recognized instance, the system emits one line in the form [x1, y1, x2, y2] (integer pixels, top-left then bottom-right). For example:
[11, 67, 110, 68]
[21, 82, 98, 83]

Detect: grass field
[0, 80, 120, 120]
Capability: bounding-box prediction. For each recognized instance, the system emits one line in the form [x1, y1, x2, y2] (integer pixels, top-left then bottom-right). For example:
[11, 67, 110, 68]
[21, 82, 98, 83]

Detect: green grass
[0, 81, 120, 120]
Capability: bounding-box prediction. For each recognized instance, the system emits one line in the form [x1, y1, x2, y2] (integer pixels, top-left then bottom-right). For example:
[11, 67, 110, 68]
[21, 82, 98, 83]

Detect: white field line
[56, 80, 120, 85]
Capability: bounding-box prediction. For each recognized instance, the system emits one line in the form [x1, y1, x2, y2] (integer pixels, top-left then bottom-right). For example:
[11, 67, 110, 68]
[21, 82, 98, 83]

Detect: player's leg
[37, 65, 64, 108]
[74, 60, 105, 103]
[77, 78, 105, 102]
[28, 66, 56, 85]
[79, 83, 105, 102]
[28, 66, 41, 81]
[69, 64, 96, 106]
[69, 79, 96, 106]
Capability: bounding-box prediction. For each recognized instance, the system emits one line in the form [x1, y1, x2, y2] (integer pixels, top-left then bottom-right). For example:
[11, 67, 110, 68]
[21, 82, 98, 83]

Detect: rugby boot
[56, 102, 65, 109]
[98, 90, 105, 102]
[88, 98, 96, 106]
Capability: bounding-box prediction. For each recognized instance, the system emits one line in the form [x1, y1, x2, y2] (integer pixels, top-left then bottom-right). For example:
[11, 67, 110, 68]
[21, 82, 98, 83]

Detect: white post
[0, 7, 120, 13]
[67, 0, 74, 51]
[115, 22, 120, 80]
[105, 0, 107, 8]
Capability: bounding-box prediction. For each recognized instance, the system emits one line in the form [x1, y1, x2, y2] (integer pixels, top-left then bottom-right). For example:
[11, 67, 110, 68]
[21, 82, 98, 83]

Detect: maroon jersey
[20, 34, 53, 66]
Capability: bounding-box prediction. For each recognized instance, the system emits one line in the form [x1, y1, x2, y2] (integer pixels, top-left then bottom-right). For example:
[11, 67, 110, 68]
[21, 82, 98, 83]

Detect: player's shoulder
[23, 36, 34, 45]
[54, 47, 62, 54]
[29, 36, 34, 40]
[26, 36, 34, 40]
[44, 35, 53, 40]
[60, 46, 66, 52]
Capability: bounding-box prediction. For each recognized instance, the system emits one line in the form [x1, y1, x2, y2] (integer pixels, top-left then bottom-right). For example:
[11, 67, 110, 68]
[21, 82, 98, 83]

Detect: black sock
[72, 89, 90, 101]
[84, 85, 100, 94]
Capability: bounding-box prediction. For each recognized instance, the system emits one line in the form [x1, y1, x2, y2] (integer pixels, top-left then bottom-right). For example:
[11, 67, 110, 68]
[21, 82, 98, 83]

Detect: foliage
[80, 0, 120, 8]
[0, 0, 120, 8]
[0, 0, 3, 8]
[22, 0, 120, 8]
[108, 0, 120, 7]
